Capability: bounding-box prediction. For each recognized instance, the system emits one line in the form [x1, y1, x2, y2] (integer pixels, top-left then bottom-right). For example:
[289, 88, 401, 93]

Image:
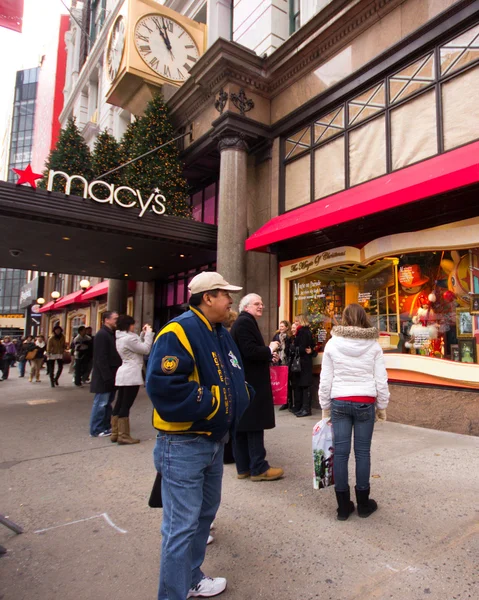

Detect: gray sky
[0, 0, 69, 178]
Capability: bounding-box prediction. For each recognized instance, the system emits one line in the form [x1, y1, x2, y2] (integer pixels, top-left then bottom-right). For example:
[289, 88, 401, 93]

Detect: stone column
[107, 279, 128, 315]
[217, 134, 249, 297]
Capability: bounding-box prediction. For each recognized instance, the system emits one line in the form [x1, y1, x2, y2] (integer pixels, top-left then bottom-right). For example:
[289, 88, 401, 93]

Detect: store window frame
[280, 20, 479, 213]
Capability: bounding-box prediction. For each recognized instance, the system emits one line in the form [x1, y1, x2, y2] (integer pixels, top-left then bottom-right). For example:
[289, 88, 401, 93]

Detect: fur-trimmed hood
[332, 326, 379, 340]
[329, 326, 379, 358]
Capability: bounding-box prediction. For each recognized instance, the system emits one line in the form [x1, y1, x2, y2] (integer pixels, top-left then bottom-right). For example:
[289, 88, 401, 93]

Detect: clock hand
[161, 17, 172, 51]
[154, 18, 171, 51]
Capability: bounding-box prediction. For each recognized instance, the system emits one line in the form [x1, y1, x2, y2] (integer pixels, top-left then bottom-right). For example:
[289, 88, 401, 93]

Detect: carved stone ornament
[229, 89, 254, 116]
[214, 88, 228, 114]
[218, 134, 249, 153]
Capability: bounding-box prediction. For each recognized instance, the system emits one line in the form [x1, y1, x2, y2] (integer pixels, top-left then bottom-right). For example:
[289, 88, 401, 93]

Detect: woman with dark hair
[46, 326, 66, 387]
[272, 320, 292, 411]
[319, 303, 390, 521]
[292, 314, 314, 417]
[113, 315, 153, 444]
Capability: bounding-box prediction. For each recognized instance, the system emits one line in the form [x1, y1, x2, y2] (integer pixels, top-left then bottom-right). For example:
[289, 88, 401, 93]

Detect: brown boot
[111, 415, 119, 443]
[117, 417, 140, 445]
[251, 467, 284, 481]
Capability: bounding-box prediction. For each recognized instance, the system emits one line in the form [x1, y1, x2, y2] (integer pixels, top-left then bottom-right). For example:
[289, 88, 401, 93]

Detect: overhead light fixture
[80, 279, 90, 291]
[62, 237, 70, 241]
[126, 246, 133, 250]
[124, 273, 129, 277]
[32, 264, 37, 267]
[100, 260, 106, 264]
[51, 291, 60, 300]
[179, 254, 185, 258]
[148, 266, 154, 270]
[45, 253, 52, 257]
[37, 297, 45, 305]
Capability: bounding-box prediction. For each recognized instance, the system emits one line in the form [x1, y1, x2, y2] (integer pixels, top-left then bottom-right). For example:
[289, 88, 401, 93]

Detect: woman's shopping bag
[270, 366, 289, 405]
[312, 419, 334, 490]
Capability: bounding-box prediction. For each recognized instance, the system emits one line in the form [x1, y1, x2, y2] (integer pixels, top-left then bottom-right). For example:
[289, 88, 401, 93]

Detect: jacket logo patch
[161, 356, 179, 374]
[228, 351, 241, 370]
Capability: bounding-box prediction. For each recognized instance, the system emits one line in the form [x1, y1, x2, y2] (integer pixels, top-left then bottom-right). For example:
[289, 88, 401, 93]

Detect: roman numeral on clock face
[150, 57, 159, 70]
[139, 45, 151, 55]
[136, 33, 149, 43]
[177, 68, 185, 79]
[164, 65, 171, 78]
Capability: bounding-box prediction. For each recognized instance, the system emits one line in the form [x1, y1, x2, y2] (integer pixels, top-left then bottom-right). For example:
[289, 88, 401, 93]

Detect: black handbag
[290, 348, 301, 373]
[148, 472, 163, 508]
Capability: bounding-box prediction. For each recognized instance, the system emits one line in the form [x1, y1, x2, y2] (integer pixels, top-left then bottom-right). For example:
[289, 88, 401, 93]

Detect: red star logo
[12, 164, 44, 189]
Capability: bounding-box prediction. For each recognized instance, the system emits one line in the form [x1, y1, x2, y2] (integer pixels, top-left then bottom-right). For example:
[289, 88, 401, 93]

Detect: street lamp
[37, 297, 45, 305]
[80, 279, 90, 291]
[51, 291, 60, 301]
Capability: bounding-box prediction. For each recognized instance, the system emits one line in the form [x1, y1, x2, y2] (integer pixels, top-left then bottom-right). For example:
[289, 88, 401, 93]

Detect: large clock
[134, 13, 200, 83]
[107, 15, 126, 81]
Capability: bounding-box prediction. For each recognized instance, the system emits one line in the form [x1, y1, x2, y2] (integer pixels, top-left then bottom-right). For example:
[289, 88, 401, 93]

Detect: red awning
[80, 281, 109, 301]
[53, 290, 87, 309]
[38, 301, 55, 313]
[80, 280, 136, 302]
[245, 140, 479, 252]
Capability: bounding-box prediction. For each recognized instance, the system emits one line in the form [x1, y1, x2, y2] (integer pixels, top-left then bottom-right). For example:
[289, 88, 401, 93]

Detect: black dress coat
[231, 311, 275, 431]
[90, 326, 122, 394]
[292, 326, 314, 388]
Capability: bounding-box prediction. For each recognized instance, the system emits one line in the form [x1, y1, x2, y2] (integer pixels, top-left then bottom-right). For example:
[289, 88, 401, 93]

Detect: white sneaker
[207, 534, 214, 545]
[187, 576, 227, 598]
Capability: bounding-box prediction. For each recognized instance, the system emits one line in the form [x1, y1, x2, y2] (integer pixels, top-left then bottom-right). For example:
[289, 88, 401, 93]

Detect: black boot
[296, 387, 311, 416]
[278, 404, 289, 411]
[355, 487, 378, 518]
[335, 487, 355, 521]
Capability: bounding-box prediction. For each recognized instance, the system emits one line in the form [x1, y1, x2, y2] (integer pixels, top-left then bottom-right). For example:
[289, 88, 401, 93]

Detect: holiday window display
[289, 248, 477, 362]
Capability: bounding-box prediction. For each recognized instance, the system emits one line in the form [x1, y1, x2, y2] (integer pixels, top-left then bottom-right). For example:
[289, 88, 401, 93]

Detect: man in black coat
[231, 294, 284, 481]
[89, 311, 121, 437]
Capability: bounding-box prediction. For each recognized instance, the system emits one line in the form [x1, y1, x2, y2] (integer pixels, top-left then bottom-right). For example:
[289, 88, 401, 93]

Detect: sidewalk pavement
[0, 374, 478, 600]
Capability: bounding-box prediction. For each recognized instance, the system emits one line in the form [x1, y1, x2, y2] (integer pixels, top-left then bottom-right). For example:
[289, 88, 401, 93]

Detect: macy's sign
[47, 170, 166, 218]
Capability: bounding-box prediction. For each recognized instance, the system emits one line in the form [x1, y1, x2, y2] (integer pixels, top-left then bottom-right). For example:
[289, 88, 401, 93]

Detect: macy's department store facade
[1, 0, 478, 434]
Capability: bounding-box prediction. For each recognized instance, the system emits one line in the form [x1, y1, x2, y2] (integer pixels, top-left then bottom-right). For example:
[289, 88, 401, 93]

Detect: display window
[290, 248, 477, 363]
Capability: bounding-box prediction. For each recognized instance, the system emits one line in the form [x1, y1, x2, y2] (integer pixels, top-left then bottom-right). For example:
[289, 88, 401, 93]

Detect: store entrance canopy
[0, 181, 217, 281]
[246, 141, 479, 255]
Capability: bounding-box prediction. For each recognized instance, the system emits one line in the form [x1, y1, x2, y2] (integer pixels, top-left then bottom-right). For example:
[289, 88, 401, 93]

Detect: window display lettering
[290, 249, 477, 362]
[46, 170, 166, 217]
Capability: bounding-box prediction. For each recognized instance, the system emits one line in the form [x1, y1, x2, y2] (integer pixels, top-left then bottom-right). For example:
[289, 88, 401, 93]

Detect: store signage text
[290, 251, 346, 274]
[47, 171, 166, 218]
[20, 288, 33, 305]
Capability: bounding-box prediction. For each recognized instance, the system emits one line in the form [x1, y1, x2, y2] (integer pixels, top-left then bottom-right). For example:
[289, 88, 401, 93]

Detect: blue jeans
[154, 434, 223, 600]
[89, 391, 116, 436]
[233, 430, 269, 476]
[18, 360, 26, 377]
[331, 400, 375, 492]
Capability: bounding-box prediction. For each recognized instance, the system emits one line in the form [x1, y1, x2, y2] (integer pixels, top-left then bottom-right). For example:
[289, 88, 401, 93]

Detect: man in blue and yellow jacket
[146, 271, 250, 600]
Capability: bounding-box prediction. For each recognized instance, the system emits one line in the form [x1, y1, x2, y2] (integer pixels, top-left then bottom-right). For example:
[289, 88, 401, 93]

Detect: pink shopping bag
[270, 365, 288, 405]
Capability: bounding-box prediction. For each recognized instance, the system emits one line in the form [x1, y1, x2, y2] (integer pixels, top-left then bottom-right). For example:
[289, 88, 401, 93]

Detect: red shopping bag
[270, 366, 288, 405]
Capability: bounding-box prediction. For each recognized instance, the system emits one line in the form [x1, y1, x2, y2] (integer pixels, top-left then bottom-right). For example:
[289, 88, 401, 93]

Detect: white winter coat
[319, 326, 390, 410]
[115, 330, 154, 387]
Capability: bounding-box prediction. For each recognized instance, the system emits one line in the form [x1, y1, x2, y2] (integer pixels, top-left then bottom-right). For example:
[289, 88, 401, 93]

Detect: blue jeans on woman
[331, 400, 375, 492]
[154, 433, 223, 600]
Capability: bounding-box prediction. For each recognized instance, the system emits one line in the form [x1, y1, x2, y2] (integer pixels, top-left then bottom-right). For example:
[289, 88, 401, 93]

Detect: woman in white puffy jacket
[112, 315, 154, 445]
[319, 303, 389, 521]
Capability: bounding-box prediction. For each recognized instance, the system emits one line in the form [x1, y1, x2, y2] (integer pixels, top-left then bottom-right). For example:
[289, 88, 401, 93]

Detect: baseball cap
[188, 271, 243, 295]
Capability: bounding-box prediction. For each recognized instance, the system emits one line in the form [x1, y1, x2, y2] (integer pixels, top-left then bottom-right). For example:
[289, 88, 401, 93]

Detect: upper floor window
[290, 0, 300, 34]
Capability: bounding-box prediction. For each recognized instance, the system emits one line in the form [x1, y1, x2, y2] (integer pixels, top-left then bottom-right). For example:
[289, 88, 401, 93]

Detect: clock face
[134, 14, 200, 83]
[107, 16, 126, 81]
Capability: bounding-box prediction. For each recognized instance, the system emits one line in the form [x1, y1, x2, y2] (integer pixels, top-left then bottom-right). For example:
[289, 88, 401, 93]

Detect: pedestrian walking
[292, 314, 315, 417]
[29, 335, 46, 383]
[89, 312, 121, 437]
[112, 316, 153, 444]
[319, 303, 389, 521]
[82, 326, 94, 383]
[272, 320, 292, 411]
[231, 293, 284, 482]
[146, 271, 250, 600]
[73, 326, 91, 387]
[16, 336, 34, 378]
[1, 336, 17, 380]
[46, 326, 66, 388]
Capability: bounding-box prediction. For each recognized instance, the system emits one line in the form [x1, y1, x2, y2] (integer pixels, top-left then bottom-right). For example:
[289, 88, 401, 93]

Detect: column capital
[217, 133, 249, 153]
